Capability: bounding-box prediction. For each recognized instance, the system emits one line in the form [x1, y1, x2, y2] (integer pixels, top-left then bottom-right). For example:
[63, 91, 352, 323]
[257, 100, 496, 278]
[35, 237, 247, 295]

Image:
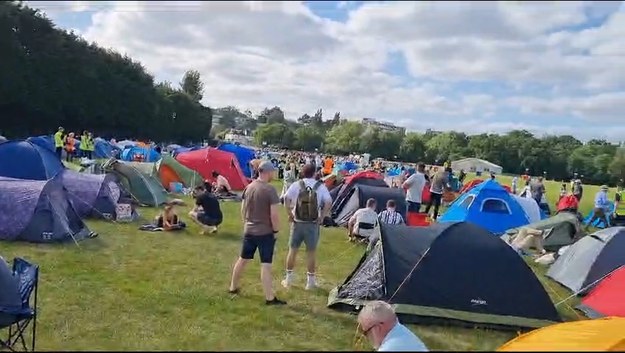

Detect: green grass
[0, 178, 600, 351]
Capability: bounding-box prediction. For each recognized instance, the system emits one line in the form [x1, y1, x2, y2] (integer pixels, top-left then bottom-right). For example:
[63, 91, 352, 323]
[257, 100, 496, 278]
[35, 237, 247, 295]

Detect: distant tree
[180, 69, 204, 102]
[293, 125, 323, 151]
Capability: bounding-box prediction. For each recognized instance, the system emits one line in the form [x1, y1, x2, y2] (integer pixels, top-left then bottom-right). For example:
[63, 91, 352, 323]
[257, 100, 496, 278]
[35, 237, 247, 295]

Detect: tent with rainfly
[577, 266, 625, 319]
[124, 155, 203, 191]
[497, 317, 625, 351]
[217, 142, 256, 178]
[438, 179, 534, 234]
[328, 222, 561, 330]
[0, 176, 90, 243]
[102, 158, 168, 207]
[59, 170, 121, 219]
[332, 184, 406, 226]
[175, 147, 249, 191]
[0, 140, 64, 180]
[547, 227, 625, 295]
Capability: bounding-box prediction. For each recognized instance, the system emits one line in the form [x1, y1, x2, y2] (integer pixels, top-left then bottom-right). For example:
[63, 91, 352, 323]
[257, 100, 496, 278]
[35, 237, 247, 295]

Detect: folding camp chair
[0, 258, 39, 352]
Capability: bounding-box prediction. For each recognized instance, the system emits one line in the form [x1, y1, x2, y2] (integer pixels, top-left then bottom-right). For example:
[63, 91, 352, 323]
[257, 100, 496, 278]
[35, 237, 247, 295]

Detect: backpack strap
[313, 181, 322, 191]
[299, 180, 307, 189]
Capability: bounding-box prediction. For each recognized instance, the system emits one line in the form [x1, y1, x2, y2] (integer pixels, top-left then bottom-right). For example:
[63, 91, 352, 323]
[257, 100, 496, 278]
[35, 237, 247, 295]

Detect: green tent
[505, 212, 584, 251]
[102, 159, 168, 207]
[124, 154, 202, 191]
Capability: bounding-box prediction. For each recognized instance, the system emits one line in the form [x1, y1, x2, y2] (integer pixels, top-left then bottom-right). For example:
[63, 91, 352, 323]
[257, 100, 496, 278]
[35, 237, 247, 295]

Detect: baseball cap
[258, 160, 275, 172]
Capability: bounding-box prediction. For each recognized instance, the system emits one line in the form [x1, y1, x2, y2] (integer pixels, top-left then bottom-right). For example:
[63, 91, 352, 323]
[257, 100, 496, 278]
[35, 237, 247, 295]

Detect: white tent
[451, 158, 503, 174]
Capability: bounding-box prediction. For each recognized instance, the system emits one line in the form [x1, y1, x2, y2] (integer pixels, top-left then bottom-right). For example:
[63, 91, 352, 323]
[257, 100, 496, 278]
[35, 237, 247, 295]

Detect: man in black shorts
[228, 161, 286, 306]
[188, 185, 223, 235]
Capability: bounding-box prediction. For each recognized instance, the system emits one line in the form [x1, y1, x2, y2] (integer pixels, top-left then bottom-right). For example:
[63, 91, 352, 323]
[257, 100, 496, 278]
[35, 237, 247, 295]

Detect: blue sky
[26, 1, 625, 141]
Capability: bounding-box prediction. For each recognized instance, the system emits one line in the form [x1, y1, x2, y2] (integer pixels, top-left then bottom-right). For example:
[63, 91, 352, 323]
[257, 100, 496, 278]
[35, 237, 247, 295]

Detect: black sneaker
[265, 297, 287, 306]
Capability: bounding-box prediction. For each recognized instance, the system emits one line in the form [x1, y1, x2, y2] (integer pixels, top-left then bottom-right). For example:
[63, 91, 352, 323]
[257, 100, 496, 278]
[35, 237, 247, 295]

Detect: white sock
[285, 270, 294, 281]
[306, 272, 316, 283]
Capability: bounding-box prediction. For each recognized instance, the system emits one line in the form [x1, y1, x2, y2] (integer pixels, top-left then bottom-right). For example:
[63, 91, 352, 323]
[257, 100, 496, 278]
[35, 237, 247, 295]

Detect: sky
[24, 1, 625, 141]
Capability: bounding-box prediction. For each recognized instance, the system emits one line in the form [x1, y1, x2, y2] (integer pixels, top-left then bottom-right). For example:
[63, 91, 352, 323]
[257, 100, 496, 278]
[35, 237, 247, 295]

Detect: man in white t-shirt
[282, 164, 332, 290]
[348, 198, 379, 242]
[402, 162, 426, 214]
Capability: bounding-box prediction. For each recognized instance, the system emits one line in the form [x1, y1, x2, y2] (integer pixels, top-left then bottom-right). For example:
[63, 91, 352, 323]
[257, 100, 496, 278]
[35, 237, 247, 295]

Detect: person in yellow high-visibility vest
[80, 130, 95, 159]
[54, 127, 65, 158]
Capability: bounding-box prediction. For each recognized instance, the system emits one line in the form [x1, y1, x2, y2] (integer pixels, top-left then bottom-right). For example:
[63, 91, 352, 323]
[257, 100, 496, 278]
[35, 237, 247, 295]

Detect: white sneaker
[305, 277, 317, 290]
[281, 273, 294, 288]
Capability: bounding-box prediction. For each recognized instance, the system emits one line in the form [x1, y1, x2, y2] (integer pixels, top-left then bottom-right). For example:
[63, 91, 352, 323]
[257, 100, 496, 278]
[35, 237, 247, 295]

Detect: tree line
[0, 1, 212, 143]
[244, 106, 625, 185]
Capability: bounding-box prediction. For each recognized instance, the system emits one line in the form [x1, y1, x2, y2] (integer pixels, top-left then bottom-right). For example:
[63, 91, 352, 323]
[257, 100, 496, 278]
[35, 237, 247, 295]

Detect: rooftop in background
[361, 118, 406, 135]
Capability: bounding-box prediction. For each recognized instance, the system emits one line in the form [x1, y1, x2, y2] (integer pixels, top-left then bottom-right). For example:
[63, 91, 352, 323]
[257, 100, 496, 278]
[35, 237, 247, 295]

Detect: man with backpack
[282, 164, 332, 290]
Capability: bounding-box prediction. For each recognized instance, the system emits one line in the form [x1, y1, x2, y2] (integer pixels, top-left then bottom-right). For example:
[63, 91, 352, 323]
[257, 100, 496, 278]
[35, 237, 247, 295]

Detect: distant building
[224, 132, 253, 146]
[212, 113, 223, 128]
[451, 158, 503, 175]
[361, 118, 406, 135]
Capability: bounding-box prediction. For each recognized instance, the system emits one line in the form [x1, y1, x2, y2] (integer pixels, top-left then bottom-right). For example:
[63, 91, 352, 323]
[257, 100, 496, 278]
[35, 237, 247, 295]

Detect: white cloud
[24, 0, 625, 141]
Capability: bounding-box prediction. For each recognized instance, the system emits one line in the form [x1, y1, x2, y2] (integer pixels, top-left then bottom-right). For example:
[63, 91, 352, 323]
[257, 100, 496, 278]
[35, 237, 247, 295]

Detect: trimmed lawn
[0, 177, 600, 351]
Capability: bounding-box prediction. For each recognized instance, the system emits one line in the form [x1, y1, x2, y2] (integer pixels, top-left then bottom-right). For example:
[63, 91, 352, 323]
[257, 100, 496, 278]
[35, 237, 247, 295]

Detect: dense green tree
[324, 121, 364, 155]
[180, 69, 204, 102]
[293, 126, 323, 151]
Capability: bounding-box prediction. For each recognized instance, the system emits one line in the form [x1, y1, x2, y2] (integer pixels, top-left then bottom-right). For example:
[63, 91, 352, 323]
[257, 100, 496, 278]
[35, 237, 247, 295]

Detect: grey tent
[102, 158, 168, 207]
[504, 212, 584, 251]
[333, 185, 406, 226]
[547, 227, 625, 294]
[0, 255, 20, 313]
[60, 170, 121, 219]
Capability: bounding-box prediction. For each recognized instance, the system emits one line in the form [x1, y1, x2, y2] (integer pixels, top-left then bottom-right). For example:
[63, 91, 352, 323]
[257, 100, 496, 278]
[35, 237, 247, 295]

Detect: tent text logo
[470, 298, 487, 305]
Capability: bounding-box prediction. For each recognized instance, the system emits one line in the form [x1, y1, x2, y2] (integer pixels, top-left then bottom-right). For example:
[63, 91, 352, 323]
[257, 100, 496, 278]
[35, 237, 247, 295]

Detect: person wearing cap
[229, 160, 286, 306]
[54, 127, 65, 158]
[587, 185, 611, 229]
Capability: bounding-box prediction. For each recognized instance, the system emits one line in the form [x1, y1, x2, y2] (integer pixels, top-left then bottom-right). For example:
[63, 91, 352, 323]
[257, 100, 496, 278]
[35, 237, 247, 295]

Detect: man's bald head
[358, 301, 397, 326]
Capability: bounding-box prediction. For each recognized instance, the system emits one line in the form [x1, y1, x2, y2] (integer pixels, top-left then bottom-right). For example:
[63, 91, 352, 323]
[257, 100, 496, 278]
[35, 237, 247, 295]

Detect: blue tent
[583, 202, 615, 229]
[26, 135, 55, 152]
[438, 179, 530, 234]
[0, 140, 64, 180]
[120, 146, 161, 163]
[94, 138, 120, 159]
[217, 143, 255, 178]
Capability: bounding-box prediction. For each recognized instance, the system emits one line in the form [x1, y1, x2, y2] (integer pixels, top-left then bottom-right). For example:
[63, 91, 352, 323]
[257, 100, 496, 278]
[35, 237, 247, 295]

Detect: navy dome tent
[0, 176, 90, 243]
[94, 138, 121, 159]
[217, 142, 255, 178]
[0, 140, 64, 180]
[26, 135, 55, 152]
[328, 222, 561, 330]
[60, 170, 121, 219]
[547, 227, 625, 295]
[438, 179, 531, 234]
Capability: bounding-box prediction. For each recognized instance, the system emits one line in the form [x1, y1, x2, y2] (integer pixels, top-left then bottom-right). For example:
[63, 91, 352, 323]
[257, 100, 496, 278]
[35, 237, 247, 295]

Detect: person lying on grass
[189, 185, 223, 235]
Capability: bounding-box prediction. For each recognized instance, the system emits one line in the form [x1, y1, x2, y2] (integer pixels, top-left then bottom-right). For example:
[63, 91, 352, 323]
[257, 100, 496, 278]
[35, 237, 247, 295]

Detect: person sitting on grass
[154, 202, 183, 231]
[212, 171, 232, 195]
[347, 198, 379, 243]
[358, 300, 428, 352]
[378, 199, 404, 225]
[189, 185, 223, 235]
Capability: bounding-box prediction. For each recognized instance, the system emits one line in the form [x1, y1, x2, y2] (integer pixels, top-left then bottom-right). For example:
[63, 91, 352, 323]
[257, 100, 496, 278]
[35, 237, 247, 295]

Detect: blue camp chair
[0, 258, 39, 352]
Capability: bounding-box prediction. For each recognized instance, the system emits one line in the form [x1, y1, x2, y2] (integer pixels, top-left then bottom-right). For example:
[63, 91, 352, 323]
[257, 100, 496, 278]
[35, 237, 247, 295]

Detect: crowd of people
[53, 126, 96, 161]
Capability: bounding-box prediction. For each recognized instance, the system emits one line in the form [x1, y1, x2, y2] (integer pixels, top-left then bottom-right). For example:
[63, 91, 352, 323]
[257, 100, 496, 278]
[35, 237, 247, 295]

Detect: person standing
[229, 161, 286, 305]
[281, 164, 332, 290]
[64, 132, 76, 162]
[530, 177, 546, 206]
[511, 176, 518, 195]
[358, 301, 429, 351]
[586, 185, 611, 229]
[572, 179, 584, 202]
[424, 167, 449, 220]
[402, 162, 427, 214]
[80, 130, 94, 159]
[54, 127, 65, 159]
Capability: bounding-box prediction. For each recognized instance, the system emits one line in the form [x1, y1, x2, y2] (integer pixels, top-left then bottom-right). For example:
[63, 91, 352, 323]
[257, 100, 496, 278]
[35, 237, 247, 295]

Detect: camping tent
[120, 145, 161, 163]
[0, 176, 90, 243]
[26, 135, 55, 152]
[497, 317, 625, 351]
[94, 137, 121, 159]
[330, 170, 387, 214]
[547, 227, 625, 294]
[60, 170, 121, 219]
[332, 185, 406, 226]
[115, 140, 137, 149]
[0, 255, 21, 310]
[0, 140, 64, 180]
[125, 155, 202, 191]
[504, 212, 583, 251]
[0, 135, 7, 144]
[328, 222, 561, 329]
[217, 142, 255, 178]
[577, 266, 625, 318]
[438, 180, 532, 234]
[102, 159, 168, 207]
[175, 147, 248, 191]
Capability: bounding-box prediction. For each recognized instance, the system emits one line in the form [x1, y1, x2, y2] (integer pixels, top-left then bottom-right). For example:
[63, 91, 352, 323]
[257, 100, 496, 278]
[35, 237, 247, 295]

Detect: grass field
[0, 175, 609, 351]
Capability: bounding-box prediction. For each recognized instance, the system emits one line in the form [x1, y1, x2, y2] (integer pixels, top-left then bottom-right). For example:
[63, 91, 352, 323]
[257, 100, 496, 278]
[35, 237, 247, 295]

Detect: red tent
[343, 170, 383, 186]
[578, 266, 625, 318]
[175, 147, 249, 191]
[557, 194, 579, 213]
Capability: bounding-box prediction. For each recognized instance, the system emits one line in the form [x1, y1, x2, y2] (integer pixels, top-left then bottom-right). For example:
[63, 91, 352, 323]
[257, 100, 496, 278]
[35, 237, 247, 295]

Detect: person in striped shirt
[378, 200, 404, 225]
